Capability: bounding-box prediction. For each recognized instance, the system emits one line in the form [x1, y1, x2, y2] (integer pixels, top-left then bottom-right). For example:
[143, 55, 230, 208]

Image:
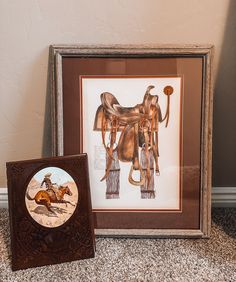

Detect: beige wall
[0, 0, 235, 187]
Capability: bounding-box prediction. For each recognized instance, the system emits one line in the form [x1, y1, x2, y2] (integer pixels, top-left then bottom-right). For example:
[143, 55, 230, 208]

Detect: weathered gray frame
[50, 45, 214, 238]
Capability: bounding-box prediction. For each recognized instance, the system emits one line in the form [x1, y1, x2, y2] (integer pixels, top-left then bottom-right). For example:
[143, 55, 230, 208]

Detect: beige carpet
[0, 208, 235, 282]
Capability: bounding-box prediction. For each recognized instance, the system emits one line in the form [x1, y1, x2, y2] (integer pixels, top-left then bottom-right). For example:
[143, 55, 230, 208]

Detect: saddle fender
[117, 124, 135, 163]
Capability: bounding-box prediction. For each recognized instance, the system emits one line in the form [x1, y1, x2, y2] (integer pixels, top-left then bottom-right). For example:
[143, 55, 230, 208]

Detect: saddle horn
[142, 85, 155, 104]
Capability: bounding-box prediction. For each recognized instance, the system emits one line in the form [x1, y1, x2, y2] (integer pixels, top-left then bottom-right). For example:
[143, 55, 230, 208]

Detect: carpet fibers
[0, 208, 235, 282]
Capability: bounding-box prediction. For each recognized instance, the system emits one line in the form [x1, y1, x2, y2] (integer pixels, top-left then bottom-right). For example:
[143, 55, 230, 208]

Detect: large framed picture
[50, 45, 214, 238]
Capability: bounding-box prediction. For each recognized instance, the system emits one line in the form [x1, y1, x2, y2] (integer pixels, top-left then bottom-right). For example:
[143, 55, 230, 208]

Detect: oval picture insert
[25, 167, 78, 228]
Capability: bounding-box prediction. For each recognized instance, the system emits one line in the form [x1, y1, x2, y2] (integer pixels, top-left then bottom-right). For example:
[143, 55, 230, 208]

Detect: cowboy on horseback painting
[25, 167, 79, 228]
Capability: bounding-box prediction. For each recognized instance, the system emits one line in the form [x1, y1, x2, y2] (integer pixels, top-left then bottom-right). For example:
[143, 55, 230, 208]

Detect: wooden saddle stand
[93, 85, 174, 199]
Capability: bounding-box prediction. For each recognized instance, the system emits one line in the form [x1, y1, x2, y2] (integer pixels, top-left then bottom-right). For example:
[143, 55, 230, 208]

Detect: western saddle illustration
[93, 85, 174, 199]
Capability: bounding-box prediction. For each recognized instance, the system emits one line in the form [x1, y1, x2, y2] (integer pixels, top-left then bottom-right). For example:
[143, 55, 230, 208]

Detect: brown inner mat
[62, 57, 202, 229]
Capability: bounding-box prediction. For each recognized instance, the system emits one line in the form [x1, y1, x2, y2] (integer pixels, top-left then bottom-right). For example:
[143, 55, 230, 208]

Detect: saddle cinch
[93, 85, 174, 199]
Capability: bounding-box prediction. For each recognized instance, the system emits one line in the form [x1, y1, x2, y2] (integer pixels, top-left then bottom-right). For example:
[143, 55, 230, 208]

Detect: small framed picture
[50, 45, 214, 238]
[7, 154, 95, 270]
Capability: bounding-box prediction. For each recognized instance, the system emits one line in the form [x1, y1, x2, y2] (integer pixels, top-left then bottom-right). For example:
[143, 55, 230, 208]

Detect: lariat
[162, 86, 174, 127]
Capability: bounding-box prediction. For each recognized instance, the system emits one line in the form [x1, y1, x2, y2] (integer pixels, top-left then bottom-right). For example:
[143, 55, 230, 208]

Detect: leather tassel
[140, 147, 155, 199]
[105, 149, 120, 199]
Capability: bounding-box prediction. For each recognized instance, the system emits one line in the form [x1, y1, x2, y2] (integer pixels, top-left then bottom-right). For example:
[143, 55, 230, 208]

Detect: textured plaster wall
[0, 0, 236, 187]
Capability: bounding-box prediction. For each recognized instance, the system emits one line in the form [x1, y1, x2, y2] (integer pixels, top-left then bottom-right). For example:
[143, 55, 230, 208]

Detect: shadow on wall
[213, 0, 236, 187]
[42, 50, 52, 157]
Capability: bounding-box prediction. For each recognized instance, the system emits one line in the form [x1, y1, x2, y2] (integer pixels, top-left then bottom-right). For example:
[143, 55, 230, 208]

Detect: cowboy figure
[40, 173, 56, 189]
[40, 173, 60, 201]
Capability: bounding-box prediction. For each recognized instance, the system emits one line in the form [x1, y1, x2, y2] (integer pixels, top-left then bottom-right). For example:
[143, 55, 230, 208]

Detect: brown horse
[26, 185, 75, 214]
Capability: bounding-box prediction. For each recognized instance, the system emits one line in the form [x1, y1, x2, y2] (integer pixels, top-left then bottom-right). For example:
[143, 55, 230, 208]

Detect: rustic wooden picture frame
[6, 154, 95, 270]
[50, 45, 214, 238]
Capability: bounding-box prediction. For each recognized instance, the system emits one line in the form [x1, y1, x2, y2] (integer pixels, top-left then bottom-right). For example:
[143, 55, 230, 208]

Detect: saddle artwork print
[93, 85, 174, 199]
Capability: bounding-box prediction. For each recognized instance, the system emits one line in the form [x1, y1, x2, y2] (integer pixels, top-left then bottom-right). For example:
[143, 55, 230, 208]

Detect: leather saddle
[93, 85, 172, 187]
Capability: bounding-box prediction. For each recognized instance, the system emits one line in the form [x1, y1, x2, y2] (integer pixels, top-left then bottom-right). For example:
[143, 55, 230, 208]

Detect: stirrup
[128, 164, 145, 186]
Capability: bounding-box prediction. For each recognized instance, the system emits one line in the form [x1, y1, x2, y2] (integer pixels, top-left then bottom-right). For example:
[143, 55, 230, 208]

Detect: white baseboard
[0, 187, 235, 208]
[0, 188, 8, 208]
[212, 187, 236, 207]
